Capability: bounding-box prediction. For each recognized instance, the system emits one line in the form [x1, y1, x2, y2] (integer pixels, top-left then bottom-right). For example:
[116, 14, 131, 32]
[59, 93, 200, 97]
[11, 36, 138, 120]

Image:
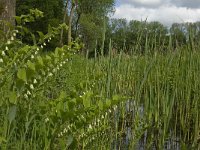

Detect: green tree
[106, 19, 169, 54]
[106, 18, 128, 51]
[60, 0, 77, 46]
[15, 0, 64, 47]
[192, 22, 200, 46]
[16, 0, 64, 33]
[74, 0, 115, 54]
[146, 21, 168, 52]
[79, 13, 102, 53]
[170, 23, 187, 48]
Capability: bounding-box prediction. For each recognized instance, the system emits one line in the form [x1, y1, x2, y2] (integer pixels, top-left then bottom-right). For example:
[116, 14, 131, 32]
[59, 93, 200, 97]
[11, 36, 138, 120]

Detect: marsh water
[112, 100, 181, 150]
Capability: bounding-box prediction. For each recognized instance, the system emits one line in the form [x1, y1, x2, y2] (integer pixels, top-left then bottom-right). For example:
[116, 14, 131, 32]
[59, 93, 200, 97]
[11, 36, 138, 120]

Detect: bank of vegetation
[0, 0, 200, 149]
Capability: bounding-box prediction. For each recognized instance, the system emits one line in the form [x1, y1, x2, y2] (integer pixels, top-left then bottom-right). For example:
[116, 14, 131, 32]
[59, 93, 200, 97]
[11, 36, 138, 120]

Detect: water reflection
[112, 100, 180, 150]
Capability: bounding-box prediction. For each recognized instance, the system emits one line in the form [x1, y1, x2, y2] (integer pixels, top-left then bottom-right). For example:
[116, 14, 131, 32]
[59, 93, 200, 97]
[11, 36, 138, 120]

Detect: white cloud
[123, 0, 164, 7]
[138, 0, 161, 5]
[113, 4, 200, 26]
[121, 0, 200, 8]
[173, 0, 200, 8]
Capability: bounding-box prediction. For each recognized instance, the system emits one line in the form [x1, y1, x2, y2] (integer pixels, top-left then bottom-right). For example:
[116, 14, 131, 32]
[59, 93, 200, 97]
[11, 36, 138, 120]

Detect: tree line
[107, 19, 200, 54]
[0, 0, 114, 51]
[1, 0, 200, 55]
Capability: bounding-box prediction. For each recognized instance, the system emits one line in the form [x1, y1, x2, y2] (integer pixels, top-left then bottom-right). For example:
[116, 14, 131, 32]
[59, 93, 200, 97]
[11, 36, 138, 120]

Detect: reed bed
[65, 47, 200, 149]
[1, 23, 200, 149]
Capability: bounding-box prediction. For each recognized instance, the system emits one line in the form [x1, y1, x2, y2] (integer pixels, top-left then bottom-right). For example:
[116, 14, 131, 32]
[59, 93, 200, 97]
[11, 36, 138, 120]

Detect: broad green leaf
[37, 56, 44, 66]
[83, 97, 90, 108]
[26, 68, 35, 80]
[112, 95, 120, 105]
[30, 9, 44, 18]
[8, 106, 17, 124]
[82, 91, 93, 108]
[58, 91, 66, 100]
[113, 95, 120, 101]
[17, 68, 27, 82]
[9, 91, 17, 104]
[55, 48, 59, 57]
[106, 99, 111, 108]
[66, 135, 74, 147]
[16, 78, 25, 90]
[27, 61, 35, 71]
[37, 31, 44, 42]
[15, 16, 21, 24]
[46, 55, 52, 60]
[24, 16, 35, 22]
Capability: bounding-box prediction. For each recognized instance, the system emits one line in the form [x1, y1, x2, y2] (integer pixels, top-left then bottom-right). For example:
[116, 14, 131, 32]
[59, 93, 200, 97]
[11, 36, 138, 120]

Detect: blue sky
[114, 0, 200, 26]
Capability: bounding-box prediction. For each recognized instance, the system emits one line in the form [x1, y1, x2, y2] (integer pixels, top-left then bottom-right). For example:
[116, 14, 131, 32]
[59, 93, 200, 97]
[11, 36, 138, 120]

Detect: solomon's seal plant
[0, 9, 126, 149]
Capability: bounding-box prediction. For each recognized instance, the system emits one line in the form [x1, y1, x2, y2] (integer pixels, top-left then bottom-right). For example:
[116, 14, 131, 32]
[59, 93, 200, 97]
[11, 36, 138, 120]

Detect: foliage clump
[0, 9, 124, 149]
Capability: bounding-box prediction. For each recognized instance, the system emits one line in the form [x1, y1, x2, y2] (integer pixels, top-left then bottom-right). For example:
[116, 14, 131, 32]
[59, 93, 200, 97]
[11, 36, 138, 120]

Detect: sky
[114, 0, 200, 26]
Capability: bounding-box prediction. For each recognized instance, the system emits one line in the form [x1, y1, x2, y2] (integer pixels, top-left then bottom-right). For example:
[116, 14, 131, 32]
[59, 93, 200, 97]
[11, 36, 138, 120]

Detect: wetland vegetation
[0, 0, 200, 149]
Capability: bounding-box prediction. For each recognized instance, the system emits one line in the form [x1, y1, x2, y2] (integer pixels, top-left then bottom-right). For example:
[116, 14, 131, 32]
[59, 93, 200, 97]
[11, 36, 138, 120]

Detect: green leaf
[8, 106, 17, 124]
[17, 68, 27, 82]
[37, 31, 44, 42]
[83, 96, 90, 108]
[15, 16, 21, 25]
[0, 137, 6, 144]
[98, 101, 103, 110]
[0, 79, 6, 87]
[37, 56, 44, 66]
[22, 27, 29, 34]
[68, 99, 76, 111]
[25, 115, 36, 132]
[16, 78, 25, 90]
[30, 33, 36, 45]
[58, 91, 66, 100]
[27, 61, 35, 71]
[82, 91, 93, 108]
[46, 55, 52, 60]
[48, 24, 53, 33]
[106, 99, 111, 108]
[9, 91, 17, 104]
[66, 135, 74, 147]
[24, 16, 35, 22]
[55, 48, 59, 57]
[112, 95, 120, 105]
[26, 68, 35, 80]
[30, 9, 44, 18]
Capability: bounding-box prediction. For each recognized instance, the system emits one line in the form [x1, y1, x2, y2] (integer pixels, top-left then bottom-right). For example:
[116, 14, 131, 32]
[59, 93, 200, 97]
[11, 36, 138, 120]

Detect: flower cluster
[22, 47, 71, 100]
[57, 124, 75, 138]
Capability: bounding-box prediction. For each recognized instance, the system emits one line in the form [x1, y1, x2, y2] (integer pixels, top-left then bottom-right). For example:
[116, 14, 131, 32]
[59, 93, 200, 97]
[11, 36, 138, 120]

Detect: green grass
[1, 26, 200, 149]
[63, 48, 200, 149]
[1, 46, 200, 149]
